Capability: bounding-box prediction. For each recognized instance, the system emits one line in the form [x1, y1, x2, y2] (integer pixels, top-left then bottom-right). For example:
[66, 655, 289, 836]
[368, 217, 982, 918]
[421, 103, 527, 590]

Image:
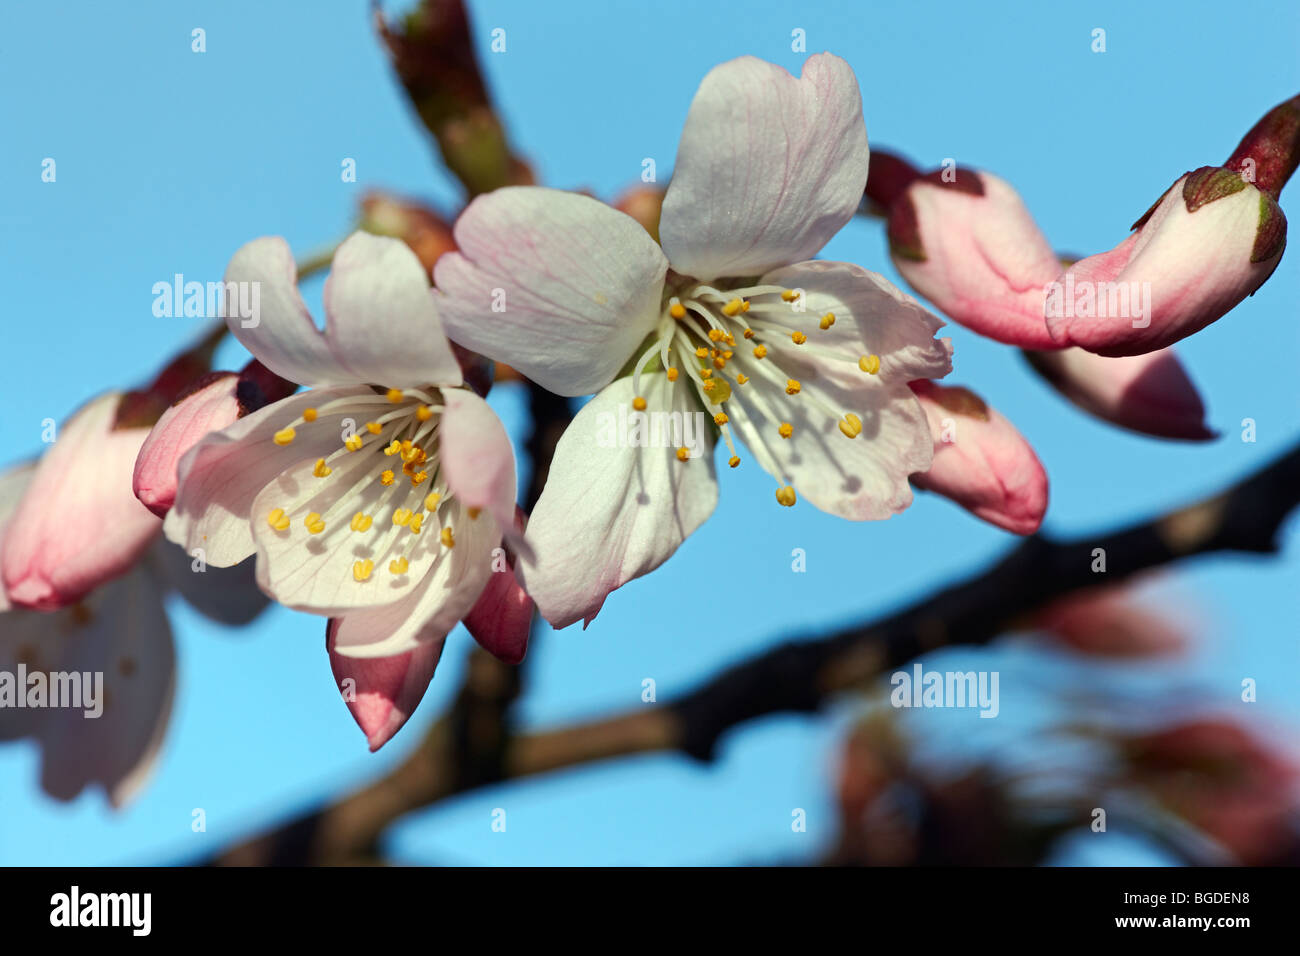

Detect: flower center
[263, 386, 471, 583]
[627, 279, 881, 507]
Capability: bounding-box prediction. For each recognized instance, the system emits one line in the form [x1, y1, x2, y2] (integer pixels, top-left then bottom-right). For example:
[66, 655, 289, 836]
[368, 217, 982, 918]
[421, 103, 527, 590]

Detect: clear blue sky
[1, 0, 1296, 865]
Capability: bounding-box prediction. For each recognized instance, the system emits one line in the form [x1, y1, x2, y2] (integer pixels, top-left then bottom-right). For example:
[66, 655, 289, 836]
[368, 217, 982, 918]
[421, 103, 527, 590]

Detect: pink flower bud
[463, 508, 533, 665]
[887, 170, 1062, 348]
[2, 393, 161, 610]
[327, 622, 443, 752]
[1045, 166, 1286, 355]
[1022, 346, 1214, 441]
[1033, 584, 1190, 657]
[909, 381, 1048, 534]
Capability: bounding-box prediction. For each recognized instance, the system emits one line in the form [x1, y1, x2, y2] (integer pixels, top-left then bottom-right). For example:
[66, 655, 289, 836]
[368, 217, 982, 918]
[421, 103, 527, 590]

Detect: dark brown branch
[211, 441, 1300, 864]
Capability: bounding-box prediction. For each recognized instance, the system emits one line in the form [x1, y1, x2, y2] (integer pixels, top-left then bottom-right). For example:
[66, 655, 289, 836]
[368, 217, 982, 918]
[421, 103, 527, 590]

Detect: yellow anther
[411, 471, 429, 485]
[389, 556, 409, 575]
[266, 508, 290, 531]
[785, 379, 801, 395]
[384, 439, 401, 456]
[416, 405, 434, 422]
[695, 346, 709, 358]
[386, 388, 404, 403]
[353, 559, 374, 582]
[366, 421, 382, 435]
[667, 367, 679, 382]
[838, 413, 863, 439]
[728, 455, 740, 468]
[349, 512, 373, 533]
[753, 345, 768, 359]
[344, 434, 364, 452]
[440, 527, 455, 548]
[859, 354, 881, 375]
[722, 350, 734, 360]
[781, 289, 800, 302]
[740, 300, 751, 313]
[778, 423, 793, 439]
[722, 298, 743, 316]
[676, 446, 690, 462]
[408, 514, 424, 534]
[775, 486, 797, 507]
[708, 327, 724, 341]
[700, 367, 713, 379]
[819, 312, 836, 330]
[380, 470, 395, 486]
[303, 408, 318, 422]
[669, 300, 687, 320]
[273, 427, 296, 446]
[713, 356, 727, 370]
[791, 331, 808, 345]
[401, 439, 413, 453]
[714, 412, 729, 425]
[736, 373, 749, 385]
[313, 458, 332, 478]
[724, 332, 736, 346]
[701, 380, 716, 393]
[392, 507, 413, 527]
[424, 492, 441, 512]
[468, 507, 482, 520]
[632, 396, 647, 411]
[304, 512, 325, 534]
[742, 328, 755, 339]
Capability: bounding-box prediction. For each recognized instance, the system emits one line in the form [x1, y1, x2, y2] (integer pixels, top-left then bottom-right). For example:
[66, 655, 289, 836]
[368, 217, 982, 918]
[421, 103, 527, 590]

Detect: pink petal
[463, 507, 532, 665]
[327, 619, 443, 751]
[910, 381, 1049, 535]
[437, 388, 518, 536]
[226, 232, 463, 388]
[661, 53, 869, 280]
[1023, 347, 1214, 441]
[888, 171, 1062, 348]
[435, 187, 668, 396]
[2, 393, 161, 610]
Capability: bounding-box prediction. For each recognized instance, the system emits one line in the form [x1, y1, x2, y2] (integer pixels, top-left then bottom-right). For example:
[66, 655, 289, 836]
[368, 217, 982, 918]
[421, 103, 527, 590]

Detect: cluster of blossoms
[1, 53, 1294, 787]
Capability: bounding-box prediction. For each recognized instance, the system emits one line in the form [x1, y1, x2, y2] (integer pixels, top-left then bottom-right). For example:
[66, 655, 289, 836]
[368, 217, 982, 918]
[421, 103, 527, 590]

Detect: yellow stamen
[366, 421, 382, 435]
[353, 559, 374, 582]
[839, 413, 863, 439]
[722, 298, 743, 317]
[266, 508, 290, 531]
[424, 492, 441, 512]
[740, 300, 750, 313]
[775, 486, 797, 507]
[781, 289, 800, 302]
[785, 379, 801, 395]
[778, 423, 793, 439]
[714, 412, 729, 425]
[380, 470, 395, 486]
[742, 328, 755, 339]
[313, 458, 332, 478]
[386, 388, 404, 403]
[701, 380, 716, 394]
[859, 354, 881, 375]
[344, 434, 364, 452]
[700, 367, 713, 379]
[416, 405, 434, 422]
[819, 312, 836, 330]
[669, 301, 686, 320]
[667, 367, 679, 382]
[409, 514, 424, 534]
[708, 328, 724, 341]
[728, 455, 740, 468]
[384, 439, 401, 456]
[411, 471, 429, 485]
[791, 331, 807, 345]
[753, 345, 768, 359]
[676, 446, 690, 462]
[304, 512, 325, 534]
[440, 527, 455, 548]
[695, 346, 709, 358]
[273, 427, 296, 446]
[389, 556, 409, 575]
[392, 507, 412, 527]
[632, 396, 647, 411]
[736, 373, 749, 385]
[350, 512, 373, 533]
[303, 408, 318, 422]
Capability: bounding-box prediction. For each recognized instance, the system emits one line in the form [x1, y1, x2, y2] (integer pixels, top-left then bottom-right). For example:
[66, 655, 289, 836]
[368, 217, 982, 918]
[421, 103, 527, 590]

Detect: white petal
[435, 187, 668, 396]
[517, 373, 718, 628]
[661, 53, 869, 280]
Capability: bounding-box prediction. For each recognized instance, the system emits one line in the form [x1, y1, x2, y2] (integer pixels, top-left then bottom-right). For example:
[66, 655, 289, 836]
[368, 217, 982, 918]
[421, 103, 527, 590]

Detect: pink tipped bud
[327, 622, 443, 752]
[1045, 166, 1285, 356]
[463, 507, 533, 665]
[1023, 346, 1214, 441]
[2, 393, 161, 610]
[888, 170, 1062, 348]
[909, 381, 1049, 535]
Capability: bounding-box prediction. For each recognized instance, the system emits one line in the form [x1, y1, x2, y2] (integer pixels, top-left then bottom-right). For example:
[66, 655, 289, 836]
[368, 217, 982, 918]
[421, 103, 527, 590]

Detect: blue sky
[0, 0, 1296, 865]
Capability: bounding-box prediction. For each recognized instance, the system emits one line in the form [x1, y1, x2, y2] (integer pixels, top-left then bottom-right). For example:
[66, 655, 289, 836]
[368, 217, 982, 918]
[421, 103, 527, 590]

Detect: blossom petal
[517, 374, 718, 628]
[660, 53, 869, 280]
[438, 388, 518, 536]
[2, 394, 161, 610]
[226, 233, 463, 388]
[164, 387, 372, 567]
[327, 622, 443, 751]
[435, 187, 668, 396]
[463, 507, 533, 665]
[329, 499, 498, 658]
[133, 372, 242, 518]
[0, 462, 37, 614]
[723, 261, 950, 519]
